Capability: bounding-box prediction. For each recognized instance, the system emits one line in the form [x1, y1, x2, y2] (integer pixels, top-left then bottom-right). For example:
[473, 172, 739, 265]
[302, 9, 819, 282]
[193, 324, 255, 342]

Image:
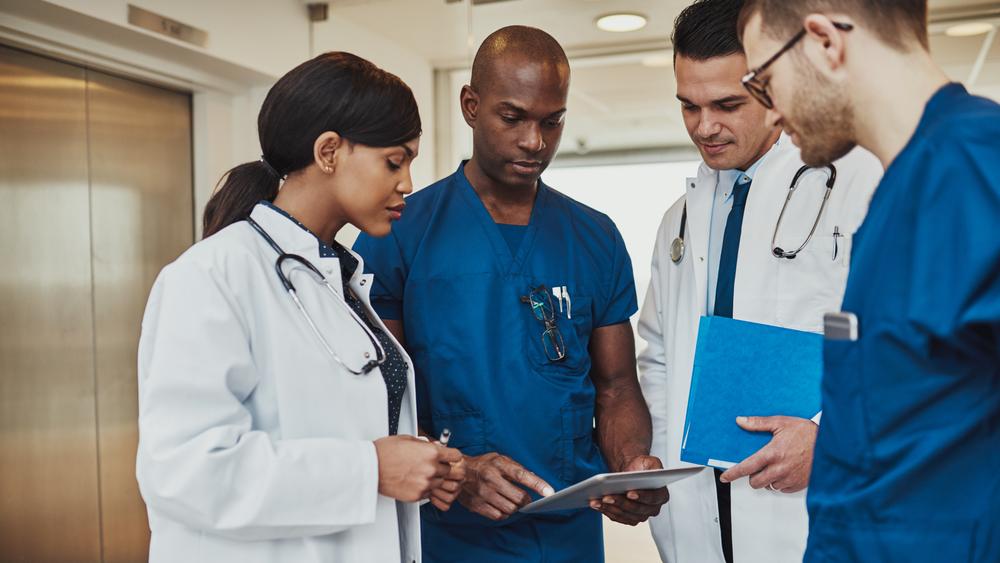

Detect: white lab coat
[136, 203, 420, 563]
[638, 138, 883, 563]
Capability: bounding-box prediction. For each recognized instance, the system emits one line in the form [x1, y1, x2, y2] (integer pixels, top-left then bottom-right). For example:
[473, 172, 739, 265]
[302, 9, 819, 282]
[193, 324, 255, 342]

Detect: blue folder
[680, 316, 822, 469]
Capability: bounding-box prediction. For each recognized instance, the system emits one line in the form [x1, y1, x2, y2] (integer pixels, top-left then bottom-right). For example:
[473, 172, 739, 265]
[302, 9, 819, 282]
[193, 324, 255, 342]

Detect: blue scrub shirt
[805, 84, 1000, 562]
[354, 163, 638, 562]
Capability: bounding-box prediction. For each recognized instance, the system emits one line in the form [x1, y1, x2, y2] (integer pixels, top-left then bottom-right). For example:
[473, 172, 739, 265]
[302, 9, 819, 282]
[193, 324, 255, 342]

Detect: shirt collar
[717, 135, 781, 195]
[248, 201, 360, 279]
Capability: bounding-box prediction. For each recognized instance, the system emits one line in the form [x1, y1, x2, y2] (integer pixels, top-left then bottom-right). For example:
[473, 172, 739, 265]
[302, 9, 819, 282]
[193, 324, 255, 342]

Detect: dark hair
[738, 0, 928, 51]
[202, 51, 421, 237]
[672, 0, 746, 61]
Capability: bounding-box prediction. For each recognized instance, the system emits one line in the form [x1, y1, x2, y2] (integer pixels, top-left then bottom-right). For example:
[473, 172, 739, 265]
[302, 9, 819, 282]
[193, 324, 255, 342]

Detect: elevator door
[0, 45, 194, 562]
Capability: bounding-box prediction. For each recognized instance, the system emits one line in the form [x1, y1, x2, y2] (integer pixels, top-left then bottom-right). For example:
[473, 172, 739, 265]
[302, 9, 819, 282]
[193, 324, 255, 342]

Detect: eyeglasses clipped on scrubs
[741, 21, 854, 110]
[520, 285, 567, 363]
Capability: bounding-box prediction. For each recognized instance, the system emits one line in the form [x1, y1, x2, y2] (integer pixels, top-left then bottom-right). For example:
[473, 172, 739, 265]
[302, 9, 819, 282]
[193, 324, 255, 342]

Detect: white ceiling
[329, 0, 1000, 158]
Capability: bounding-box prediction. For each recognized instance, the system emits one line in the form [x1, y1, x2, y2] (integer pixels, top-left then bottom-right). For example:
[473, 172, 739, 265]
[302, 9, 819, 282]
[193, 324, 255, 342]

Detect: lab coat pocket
[526, 294, 592, 377]
[559, 403, 602, 486]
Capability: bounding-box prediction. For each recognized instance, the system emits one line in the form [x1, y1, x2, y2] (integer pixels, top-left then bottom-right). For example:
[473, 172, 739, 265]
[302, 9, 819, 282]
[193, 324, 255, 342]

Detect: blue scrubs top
[354, 163, 638, 562]
[805, 84, 1000, 562]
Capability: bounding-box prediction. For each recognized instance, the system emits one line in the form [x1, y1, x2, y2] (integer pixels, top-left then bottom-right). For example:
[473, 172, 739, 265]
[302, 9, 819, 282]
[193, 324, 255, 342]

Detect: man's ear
[803, 14, 850, 75]
[314, 131, 343, 174]
[460, 85, 480, 128]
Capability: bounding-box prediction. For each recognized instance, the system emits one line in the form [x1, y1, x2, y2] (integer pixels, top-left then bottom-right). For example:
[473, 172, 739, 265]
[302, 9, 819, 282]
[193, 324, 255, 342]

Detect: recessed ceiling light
[945, 22, 995, 37]
[596, 13, 648, 33]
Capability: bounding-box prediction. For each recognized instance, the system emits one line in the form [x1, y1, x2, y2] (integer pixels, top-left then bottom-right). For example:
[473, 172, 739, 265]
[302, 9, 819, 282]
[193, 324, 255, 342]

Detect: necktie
[712, 174, 751, 563]
[714, 176, 751, 318]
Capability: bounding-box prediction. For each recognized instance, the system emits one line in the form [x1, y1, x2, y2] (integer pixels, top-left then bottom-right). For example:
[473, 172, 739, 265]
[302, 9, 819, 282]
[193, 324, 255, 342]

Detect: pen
[833, 226, 842, 260]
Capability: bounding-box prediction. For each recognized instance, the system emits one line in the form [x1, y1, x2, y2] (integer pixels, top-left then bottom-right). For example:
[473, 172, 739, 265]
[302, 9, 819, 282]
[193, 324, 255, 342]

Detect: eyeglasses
[520, 285, 567, 362]
[742, 22, 854, 109]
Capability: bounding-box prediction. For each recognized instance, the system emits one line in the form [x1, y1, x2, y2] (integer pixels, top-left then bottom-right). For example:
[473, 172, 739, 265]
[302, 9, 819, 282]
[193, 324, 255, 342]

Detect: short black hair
[672, 0, 746, 61]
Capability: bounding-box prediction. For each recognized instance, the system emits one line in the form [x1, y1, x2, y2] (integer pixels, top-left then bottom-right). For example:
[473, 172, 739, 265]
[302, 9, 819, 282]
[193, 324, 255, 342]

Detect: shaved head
[470, 25, 570, 92]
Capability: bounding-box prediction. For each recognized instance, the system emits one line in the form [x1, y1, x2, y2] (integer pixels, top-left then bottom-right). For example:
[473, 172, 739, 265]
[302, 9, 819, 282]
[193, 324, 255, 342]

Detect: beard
[786, 62, 858, 167]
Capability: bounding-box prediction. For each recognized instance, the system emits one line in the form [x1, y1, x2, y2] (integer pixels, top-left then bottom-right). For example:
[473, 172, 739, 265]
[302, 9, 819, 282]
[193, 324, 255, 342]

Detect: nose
[766, 108, 783, 129]
[518, 123, 546, 154]
[696, 111, 723, 140]
[398, 170, 414, 195]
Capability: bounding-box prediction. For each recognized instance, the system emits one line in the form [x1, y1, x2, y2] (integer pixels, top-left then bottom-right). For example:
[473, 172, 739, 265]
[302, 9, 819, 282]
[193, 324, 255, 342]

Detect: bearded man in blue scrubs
[738, 1, 1000, 561]
[354, 25, 668, 562]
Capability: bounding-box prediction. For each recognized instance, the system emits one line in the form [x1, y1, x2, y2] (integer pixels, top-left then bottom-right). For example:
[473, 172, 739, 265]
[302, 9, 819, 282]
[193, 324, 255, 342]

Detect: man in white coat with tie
[638, 1, 883, 562]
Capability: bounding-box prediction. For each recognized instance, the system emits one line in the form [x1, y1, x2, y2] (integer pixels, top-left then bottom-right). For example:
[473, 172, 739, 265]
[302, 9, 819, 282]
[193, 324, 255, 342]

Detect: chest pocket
[776, 234, 851, 331]
[523, 291, 593, 376]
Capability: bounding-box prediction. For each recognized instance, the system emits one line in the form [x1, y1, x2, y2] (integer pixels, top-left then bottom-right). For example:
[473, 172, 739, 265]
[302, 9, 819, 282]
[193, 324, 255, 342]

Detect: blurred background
[1, 1, 997, 560]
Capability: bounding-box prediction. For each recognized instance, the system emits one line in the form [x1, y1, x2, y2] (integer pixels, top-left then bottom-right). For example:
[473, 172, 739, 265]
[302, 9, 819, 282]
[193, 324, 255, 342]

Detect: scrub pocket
[430, 409, 487, 457]
[815, 339, 872, 472]
[559, 403, 600, 484]
[525, 293, 593, 377]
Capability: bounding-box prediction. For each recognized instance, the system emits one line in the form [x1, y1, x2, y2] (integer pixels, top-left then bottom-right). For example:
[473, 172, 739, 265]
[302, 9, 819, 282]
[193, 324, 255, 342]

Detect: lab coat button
[364, 352, 371, 359]
[360, 279, 367, 286]
[714, 517, 719, 523]
[699, 257, 705, 262]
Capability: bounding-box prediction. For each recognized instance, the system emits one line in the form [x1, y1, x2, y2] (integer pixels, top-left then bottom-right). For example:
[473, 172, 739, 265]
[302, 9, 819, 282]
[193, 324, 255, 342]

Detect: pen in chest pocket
[551, 285, 572, 319]
[833, 226, 842, 260]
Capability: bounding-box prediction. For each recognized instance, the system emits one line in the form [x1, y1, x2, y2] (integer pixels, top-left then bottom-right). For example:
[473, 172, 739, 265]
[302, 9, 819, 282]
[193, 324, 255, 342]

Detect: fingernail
[603, 497, 615, 505]
[542, 486, 555, 497]
[719, 476, 729, 483]
[628, 492, 639, 500]
[736, 416, 747, 424]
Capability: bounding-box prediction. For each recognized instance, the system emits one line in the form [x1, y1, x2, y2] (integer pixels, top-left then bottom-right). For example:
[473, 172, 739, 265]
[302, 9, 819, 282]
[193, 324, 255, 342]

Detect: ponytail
[202, 159, 281, 238]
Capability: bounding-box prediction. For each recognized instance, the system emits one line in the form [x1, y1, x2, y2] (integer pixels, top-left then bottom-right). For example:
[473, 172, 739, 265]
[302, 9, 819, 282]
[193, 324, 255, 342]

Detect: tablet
[520, 467, 703, 514]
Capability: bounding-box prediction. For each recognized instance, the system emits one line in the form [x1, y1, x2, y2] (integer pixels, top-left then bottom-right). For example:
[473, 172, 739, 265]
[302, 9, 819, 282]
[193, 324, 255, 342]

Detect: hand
[374, 435, 464, 502]
[428, 449, 467, 512]
[719, 416, 817, 493]
[457, 452, 554, 521]
[590, 455, 669, 526]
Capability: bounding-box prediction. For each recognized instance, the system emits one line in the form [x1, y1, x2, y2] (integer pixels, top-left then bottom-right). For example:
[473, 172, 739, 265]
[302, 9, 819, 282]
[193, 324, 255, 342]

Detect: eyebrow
[676, 95, 749, 106]
[497, 101, 567, 119]
[399, 145, 415, 158]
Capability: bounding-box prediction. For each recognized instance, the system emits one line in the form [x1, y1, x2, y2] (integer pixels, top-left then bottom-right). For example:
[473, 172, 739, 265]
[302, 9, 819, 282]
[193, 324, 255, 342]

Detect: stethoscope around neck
[246, 216, 386, 375]
[669, 164, 837, 264]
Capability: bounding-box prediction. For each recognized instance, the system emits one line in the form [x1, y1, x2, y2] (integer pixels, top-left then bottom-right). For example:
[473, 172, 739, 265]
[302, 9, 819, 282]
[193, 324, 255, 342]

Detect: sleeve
[637, 213, 679, 563]
[595, 224, 639, 327]
[637, 212, 673, 462]
[353, 229, 407, 320]
[135, 258, 380, 541]
[911, 130, 1000, 354]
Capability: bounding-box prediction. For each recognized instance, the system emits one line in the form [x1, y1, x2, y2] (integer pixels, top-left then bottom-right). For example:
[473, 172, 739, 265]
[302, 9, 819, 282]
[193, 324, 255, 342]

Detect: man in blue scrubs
[354, 26, 668, 562]
[739, 1, 1000, 561]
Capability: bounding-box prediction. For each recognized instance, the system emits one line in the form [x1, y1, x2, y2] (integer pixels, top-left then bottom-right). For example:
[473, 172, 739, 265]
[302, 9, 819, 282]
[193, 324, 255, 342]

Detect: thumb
[736, 415, 781, 433]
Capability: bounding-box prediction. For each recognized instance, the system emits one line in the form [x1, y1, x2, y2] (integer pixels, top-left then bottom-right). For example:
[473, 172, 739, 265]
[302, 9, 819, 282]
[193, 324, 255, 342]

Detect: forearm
[595, 378, 653, 472]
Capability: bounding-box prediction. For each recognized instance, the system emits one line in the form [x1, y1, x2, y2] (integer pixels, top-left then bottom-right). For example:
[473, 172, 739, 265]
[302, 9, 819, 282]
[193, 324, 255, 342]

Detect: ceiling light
[596, 13, 648, 33]
[945, 22, 995, 37]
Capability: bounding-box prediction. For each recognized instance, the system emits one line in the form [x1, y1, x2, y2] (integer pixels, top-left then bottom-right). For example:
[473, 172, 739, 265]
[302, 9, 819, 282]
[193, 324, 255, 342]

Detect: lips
[699, 142, 730, 156]
[387, 203, 405, 221]
[510, 160, 543, 175]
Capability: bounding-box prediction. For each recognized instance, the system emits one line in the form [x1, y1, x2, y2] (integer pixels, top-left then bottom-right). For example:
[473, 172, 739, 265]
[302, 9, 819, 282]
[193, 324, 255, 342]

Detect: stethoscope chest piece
[671, 203, 688, 264]
[670, 237, 685, 264]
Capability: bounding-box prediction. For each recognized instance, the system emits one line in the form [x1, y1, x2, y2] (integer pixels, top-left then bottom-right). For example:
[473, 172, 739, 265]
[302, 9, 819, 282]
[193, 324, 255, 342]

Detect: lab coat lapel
[685, 163, 719, 315]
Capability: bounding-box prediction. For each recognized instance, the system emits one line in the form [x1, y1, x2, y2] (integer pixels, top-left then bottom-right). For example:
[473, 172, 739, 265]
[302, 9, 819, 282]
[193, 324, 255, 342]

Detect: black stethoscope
[246, 217, 385, 375]
[670, 164, 837, 264]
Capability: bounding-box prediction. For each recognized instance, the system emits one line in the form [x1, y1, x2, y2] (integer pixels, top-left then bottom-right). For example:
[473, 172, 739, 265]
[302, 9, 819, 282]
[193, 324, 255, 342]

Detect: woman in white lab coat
[136, 52, 464, 563]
